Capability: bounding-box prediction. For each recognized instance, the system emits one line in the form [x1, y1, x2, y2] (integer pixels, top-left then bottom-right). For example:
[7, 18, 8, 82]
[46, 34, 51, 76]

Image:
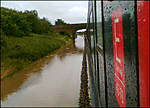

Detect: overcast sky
[1, 1, 88, 25]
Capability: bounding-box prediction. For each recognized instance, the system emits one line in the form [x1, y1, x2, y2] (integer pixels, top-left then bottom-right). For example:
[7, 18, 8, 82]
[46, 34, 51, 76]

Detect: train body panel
[86, 0, 149, 107]
[137, 1, 149, 107]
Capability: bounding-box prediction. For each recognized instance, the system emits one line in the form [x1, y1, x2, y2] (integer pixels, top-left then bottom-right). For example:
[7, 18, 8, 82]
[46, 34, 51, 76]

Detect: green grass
[1, 33, 70, 80]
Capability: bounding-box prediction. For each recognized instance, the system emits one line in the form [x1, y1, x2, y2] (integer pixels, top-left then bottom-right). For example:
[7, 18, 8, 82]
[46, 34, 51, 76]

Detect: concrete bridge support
[72, 31, 76, 41]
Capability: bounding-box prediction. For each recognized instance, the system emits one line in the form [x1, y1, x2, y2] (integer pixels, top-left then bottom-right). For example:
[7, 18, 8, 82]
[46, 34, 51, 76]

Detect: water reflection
[1, 35, 84, 107]
[57, 36, 83, 60]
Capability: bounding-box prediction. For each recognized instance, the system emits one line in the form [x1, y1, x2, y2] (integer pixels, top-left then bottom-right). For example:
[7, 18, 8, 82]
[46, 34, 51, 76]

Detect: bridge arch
[52, 23, 87, 40]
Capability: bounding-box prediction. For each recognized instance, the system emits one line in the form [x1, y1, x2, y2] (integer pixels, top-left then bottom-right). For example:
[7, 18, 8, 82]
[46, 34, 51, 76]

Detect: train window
[90, 13, 94, 48]
[96, 1, 106, 107]
[96, 1, 103, 48]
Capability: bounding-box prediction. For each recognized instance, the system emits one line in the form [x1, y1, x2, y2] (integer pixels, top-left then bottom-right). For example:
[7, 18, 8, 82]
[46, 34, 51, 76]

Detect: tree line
[1, 7, 68, 37]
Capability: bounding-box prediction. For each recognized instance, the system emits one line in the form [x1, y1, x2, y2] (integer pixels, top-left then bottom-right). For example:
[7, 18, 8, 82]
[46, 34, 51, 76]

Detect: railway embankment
[1, 33, 72, 80]
[79, 49, 91, 107]
[1, 7, 73, 81]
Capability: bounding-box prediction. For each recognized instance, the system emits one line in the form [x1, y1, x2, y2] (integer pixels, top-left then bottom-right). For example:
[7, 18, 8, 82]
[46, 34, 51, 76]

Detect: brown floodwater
[1, 35, 84, 107]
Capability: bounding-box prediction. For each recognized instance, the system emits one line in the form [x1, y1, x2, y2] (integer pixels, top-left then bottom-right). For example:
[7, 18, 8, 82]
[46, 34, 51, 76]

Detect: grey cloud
[1, 1, 88, 25]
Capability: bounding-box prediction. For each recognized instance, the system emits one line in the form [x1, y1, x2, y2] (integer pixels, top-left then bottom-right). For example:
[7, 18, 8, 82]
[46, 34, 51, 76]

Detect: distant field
[1, 33, 72, 80]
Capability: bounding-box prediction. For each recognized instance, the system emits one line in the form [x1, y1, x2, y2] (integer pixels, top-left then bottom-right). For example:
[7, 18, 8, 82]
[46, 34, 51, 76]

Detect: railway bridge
[52, 23, 87, 40]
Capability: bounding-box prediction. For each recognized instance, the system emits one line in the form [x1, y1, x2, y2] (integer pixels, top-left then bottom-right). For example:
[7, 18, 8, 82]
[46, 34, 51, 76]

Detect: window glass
[90, 13, 94, 48]
[96, 1, 103, 47]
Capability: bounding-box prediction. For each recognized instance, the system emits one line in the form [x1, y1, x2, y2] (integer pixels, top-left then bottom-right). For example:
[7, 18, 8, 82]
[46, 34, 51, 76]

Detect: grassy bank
[1, 33, 72, 80]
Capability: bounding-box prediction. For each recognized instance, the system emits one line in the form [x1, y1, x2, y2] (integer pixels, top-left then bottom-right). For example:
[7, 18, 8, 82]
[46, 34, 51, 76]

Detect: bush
[1, 7, 53, 37]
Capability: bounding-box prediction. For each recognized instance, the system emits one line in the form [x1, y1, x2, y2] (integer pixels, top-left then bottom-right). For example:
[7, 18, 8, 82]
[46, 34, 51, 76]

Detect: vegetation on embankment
[0, 7, 72, 80]
[1, 33, 72, 80]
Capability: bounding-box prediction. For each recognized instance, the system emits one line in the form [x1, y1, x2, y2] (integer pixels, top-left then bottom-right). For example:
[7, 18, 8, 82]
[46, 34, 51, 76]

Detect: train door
[102, 1, 140, 107]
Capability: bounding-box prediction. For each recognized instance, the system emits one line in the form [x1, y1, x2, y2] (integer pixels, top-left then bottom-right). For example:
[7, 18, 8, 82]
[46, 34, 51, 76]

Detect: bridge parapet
[52, 23, 86, 30]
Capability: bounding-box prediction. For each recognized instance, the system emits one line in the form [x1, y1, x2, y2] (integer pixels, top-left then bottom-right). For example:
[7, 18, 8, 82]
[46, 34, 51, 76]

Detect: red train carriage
[85, 0, 149, 107]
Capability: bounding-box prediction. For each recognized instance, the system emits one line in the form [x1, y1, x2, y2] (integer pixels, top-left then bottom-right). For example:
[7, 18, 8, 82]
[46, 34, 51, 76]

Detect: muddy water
[1, 35, 84, 107]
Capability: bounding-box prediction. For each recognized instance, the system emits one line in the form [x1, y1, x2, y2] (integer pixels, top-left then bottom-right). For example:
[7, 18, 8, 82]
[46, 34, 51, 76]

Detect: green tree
[1, 7, 53, 36]
[55, 19, 67, 25]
